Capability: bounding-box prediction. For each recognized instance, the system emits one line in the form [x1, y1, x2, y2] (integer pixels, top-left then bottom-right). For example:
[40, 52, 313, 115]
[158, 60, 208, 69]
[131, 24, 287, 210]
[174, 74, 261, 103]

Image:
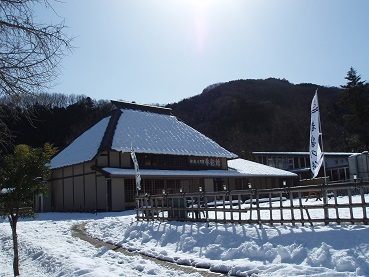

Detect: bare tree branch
[0, 0, 73, 146]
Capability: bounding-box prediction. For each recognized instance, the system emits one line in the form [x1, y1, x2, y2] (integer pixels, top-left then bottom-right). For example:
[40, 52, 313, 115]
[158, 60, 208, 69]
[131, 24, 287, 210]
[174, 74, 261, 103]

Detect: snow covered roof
[228, 158, 297, 177]
[100, 158, 297, 178]
[111, 108, 236, 157]
[50, 116, 111, 169]
[50, 101, 237, 169]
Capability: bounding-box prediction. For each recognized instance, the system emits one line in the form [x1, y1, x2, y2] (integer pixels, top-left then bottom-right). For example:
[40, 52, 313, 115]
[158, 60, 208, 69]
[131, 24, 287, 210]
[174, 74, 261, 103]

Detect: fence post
[268, 192, 273, 225]
[237, 193, 242, 223]
[222, 192, 226, 222]
[333, 190, 340, 224]
[323, 188, 329, 225]
[228, 191, 234, 222]
[348, 187, 354, 224]
[360, 185, 368, 225]
[279, 191, 284, 224]
[289, 190, 295, 226]
[248, 189, 253, 221]
[298, 191, 304, 226]
[255, 189, 261, 225]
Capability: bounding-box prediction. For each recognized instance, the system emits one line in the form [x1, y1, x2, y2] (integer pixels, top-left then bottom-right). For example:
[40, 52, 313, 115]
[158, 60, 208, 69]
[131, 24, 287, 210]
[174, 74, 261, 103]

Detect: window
[143, 179, 153, 194]
[345, 168, 350, 180]
[267, 157, 276, 167]
[288, 158, 294, 169]
[166, 179, 181, 194]
[154, 179, 165, 195]
[332, 169, 339, 181]
[294, 157, 299, 168]
[179, 179, 203, 193]
[124, 179, 135, 203]
[214, 178, 225, 192]
[339, 168, 346, 180]
[277, 157, 283, 169]
[235, 178, 249, 190]
[137, 178, 205, 195]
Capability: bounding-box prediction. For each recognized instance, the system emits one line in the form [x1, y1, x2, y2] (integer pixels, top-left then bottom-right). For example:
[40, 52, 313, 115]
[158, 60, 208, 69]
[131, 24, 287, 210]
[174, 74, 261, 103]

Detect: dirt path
[71, 223, 225, 277]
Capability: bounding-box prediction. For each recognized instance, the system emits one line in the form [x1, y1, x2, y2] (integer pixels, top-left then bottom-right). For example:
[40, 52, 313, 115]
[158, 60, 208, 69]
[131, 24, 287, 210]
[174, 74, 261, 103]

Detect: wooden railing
[135, 180, 369, 225]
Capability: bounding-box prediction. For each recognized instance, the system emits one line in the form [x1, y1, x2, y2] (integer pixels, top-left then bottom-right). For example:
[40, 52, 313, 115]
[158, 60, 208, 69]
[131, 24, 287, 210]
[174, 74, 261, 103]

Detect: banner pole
[315, 89, 329, 225]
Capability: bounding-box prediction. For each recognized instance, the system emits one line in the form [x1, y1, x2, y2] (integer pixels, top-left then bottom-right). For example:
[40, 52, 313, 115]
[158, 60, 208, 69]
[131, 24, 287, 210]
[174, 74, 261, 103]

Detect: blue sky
[42, 0, 369, 105]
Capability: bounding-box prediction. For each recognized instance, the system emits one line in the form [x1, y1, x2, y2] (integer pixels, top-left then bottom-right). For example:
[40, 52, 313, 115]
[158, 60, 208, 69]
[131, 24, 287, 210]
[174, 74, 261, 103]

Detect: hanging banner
[309, 91, 323, 178]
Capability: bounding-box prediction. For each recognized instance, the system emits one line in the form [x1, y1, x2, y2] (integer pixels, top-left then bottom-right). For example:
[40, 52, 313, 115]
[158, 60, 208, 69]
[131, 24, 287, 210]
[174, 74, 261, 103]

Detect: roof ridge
[111, 100, 172, 115]
[96, 109, 122, 154]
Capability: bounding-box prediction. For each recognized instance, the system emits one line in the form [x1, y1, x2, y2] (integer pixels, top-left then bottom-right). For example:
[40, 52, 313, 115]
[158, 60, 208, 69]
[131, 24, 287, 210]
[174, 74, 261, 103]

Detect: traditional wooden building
[348, 151, 369, 180]
[44, 101, 296, 212]
[252, 151, 358, 181]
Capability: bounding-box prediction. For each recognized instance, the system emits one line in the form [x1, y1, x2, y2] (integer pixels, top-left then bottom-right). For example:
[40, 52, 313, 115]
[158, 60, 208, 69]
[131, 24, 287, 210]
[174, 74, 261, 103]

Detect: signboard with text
[188, 157, 222, 168]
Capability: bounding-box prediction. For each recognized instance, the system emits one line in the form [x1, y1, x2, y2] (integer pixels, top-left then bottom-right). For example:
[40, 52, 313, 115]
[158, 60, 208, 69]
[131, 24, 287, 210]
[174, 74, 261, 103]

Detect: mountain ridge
[168, 78, 345, 158]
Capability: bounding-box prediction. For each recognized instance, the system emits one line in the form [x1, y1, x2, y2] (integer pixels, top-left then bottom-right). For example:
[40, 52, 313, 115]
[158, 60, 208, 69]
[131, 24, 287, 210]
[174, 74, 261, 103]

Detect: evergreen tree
[0, 143, 57, 276]
[340, 67, 369, 151]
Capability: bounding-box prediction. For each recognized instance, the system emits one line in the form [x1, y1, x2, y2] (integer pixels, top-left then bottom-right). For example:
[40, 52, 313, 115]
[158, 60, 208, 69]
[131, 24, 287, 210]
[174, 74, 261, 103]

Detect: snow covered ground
[1, 195, 369, 276]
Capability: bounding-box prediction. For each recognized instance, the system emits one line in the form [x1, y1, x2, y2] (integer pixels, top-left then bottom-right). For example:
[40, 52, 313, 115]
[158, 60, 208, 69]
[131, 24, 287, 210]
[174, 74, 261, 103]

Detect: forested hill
[168, 78, 346, 158]
[1, 78, 349, 157]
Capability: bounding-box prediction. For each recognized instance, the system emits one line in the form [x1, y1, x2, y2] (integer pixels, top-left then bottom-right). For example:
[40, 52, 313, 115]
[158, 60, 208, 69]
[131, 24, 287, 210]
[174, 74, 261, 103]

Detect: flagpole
[315, 90, 329, 225]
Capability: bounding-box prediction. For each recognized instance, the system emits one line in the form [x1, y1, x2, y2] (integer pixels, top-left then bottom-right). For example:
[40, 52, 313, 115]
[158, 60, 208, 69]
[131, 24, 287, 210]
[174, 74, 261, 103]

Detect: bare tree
[0, 0, 72, 146]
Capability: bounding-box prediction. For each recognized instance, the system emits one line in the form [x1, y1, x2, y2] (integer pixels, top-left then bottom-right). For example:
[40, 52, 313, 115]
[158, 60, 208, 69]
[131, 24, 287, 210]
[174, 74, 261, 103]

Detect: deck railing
[135, 180, 369, 225]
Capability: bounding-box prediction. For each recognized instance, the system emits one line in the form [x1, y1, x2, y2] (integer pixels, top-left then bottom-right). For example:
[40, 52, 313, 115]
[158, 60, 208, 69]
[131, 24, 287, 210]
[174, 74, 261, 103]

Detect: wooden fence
[135, 180, 369, 225]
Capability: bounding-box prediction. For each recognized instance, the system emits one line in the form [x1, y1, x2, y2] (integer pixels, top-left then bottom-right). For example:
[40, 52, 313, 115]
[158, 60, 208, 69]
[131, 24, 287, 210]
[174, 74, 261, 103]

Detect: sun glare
[185, 0, 238, 54]
[191, 0, 207, 8]
[187, 0, 217, 54]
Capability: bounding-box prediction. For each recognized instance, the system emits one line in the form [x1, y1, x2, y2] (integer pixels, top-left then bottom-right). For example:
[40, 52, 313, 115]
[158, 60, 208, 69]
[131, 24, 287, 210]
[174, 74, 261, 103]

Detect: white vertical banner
[309, 91, 323, 178]
[130, 143, 141, 191]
